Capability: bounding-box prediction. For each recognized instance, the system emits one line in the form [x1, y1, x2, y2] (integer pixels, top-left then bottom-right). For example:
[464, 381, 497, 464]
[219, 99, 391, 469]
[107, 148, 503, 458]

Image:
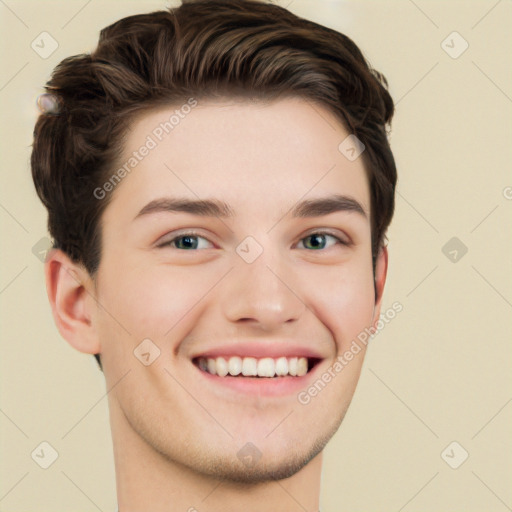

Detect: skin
[45, 96, 388, 512]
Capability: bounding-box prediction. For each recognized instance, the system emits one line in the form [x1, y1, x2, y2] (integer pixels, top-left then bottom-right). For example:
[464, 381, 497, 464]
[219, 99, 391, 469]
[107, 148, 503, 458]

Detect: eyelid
[155, 229, 215, 248]
[298, 228, 352, 246]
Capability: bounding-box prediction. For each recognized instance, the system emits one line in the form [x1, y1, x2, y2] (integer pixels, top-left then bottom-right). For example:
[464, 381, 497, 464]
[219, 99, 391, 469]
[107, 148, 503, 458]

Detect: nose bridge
[221, 240, 306, 330]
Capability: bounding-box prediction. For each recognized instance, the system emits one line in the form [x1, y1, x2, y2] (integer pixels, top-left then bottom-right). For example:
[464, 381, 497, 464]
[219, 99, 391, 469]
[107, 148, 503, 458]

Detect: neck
[109, 398, 322, 512]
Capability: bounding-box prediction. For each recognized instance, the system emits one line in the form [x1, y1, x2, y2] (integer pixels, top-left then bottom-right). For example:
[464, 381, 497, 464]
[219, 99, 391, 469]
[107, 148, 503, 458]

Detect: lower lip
[193, 362, 323, 397]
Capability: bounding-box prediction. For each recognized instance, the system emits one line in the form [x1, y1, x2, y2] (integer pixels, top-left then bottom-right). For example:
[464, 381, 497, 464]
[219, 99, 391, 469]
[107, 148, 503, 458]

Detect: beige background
[1, 0, 511, 510]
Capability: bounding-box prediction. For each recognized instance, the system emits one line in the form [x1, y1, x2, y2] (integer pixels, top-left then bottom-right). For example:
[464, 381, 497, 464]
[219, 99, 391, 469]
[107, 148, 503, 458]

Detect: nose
[220, 250, 306, 332]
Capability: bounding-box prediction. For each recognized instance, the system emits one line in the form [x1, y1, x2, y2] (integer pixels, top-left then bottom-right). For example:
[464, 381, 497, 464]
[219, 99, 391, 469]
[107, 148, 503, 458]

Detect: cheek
[99, 264, 214, 341]
[305, 258, 375, 352]
[95, 263, 217, 387]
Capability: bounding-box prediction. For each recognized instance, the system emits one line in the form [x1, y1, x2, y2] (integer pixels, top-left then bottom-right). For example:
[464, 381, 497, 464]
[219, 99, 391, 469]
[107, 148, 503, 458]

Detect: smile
[193, 355, 322, 378]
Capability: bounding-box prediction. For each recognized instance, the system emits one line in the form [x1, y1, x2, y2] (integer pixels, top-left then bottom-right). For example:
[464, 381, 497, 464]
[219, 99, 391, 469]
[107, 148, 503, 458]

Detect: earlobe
[371, 245, 389, 325]
[44, 249, 101, 356]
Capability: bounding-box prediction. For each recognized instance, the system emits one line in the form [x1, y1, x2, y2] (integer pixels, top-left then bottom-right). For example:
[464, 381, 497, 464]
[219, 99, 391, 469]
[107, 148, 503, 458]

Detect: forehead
[104, 97, 370, 222]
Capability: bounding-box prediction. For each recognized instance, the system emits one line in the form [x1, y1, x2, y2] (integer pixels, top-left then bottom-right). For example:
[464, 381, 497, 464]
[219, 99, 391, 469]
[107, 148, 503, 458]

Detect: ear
[44, 248, 101, 356]
[371, 245, 388, 326]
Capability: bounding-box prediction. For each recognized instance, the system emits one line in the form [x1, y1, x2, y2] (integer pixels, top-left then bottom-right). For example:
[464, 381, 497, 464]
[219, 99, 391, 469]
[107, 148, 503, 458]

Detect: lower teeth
[226, 374, 288, 378]
[206, 370, 291, 378]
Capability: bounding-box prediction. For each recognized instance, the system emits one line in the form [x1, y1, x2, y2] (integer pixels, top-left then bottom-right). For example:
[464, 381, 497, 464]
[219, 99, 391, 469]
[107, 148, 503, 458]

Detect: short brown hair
[31, 0, 397, 369]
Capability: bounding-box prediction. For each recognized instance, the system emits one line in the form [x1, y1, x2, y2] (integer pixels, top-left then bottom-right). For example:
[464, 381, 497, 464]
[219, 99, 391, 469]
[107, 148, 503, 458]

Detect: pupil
[307, 234, 325, 249]
[179, 236, 197, 249]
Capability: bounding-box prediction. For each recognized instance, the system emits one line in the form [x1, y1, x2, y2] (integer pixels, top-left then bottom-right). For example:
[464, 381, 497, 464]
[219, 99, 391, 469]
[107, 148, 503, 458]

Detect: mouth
[191, 355, 323, 397]
[193, 355, 322, 378]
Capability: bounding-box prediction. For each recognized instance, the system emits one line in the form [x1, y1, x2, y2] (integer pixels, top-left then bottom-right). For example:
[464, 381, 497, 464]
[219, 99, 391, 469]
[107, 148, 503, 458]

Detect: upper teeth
[197, 356, 309, 378]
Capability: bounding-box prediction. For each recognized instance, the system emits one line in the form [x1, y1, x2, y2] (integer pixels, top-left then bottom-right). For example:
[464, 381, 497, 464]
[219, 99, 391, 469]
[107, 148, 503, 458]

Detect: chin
[181, 415, 343, 485]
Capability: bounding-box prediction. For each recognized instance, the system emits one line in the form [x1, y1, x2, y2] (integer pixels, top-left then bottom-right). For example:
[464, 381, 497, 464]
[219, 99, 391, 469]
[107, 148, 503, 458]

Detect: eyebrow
[134, 194, 367, 220]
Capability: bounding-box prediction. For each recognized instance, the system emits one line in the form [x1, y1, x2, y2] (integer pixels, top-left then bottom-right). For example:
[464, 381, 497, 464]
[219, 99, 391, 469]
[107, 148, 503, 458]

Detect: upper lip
[190, 341, 325, 361]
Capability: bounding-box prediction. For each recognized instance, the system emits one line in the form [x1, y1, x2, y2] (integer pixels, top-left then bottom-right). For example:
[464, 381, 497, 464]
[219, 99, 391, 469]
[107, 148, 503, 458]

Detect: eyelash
[157, 230, 350, 251]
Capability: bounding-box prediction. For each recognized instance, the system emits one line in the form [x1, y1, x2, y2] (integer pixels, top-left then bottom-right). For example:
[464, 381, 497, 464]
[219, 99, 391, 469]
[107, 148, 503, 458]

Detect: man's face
[92, 97, 384, 482]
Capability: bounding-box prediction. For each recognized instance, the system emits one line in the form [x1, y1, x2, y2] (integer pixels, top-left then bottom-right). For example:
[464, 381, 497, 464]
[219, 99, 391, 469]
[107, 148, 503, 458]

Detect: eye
[297, 232, 347, 250]
[158, 232, 214, 250]
[156, 230, 349, 251]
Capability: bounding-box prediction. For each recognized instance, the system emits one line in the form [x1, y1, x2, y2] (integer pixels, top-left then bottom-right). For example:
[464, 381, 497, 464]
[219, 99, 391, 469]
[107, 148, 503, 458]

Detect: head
[32, 0, 396, 483]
